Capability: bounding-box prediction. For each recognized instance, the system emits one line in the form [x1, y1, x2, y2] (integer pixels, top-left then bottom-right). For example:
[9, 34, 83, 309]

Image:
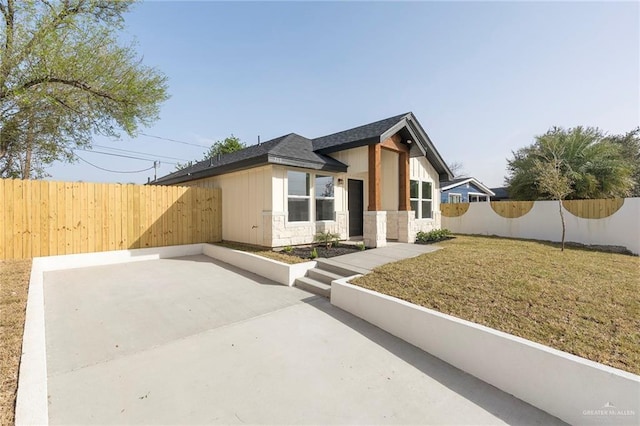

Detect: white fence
[442, 198, 640, 255]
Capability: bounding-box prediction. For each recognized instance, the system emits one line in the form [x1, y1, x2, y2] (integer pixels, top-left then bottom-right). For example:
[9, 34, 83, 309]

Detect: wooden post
[368, 144, 381, 211]
[399, 151, 410, 211]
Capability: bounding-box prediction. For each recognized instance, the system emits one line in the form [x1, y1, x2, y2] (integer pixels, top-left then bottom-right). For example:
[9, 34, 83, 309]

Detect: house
[440, 177, 495, 203]
[490, 186, 511, 201]
[154, 112, 453, 248]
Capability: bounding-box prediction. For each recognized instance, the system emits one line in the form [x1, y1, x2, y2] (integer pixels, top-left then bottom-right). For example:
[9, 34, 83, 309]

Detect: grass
[0, 259, 32, 425]
[215, 242, 307, 264]
[352, 235, 640, 375]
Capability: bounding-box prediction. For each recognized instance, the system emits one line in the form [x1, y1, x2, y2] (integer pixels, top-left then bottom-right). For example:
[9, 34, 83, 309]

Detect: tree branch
[17, 76, 120, 102]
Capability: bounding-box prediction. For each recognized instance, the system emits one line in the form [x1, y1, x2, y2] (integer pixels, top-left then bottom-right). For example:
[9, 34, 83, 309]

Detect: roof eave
[267, 154, 348, 172]
[404, 114, 454, 181]
[313, 136, 380, 155]
[440, 177, 496, 196]
[153, 155, 270, 185]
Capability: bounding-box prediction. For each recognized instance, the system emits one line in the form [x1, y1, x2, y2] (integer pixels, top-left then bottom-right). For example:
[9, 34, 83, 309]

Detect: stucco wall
[442, 198, 640, 255]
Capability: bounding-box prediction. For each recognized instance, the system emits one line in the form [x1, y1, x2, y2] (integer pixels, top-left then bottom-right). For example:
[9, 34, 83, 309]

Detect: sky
[47, 0, 639, 188]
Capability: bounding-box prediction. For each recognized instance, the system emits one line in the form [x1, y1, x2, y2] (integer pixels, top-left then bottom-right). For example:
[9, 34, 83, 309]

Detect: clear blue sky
[48, 0, 639, 187]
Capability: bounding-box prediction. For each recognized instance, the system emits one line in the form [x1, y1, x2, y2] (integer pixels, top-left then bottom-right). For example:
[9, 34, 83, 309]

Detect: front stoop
[294, 259, 361, 298]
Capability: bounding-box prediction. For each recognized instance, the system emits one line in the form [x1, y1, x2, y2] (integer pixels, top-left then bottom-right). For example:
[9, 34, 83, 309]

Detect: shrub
[310, 247, 318, 259]
[314, 231, 340, 249]
[282, 245, 293, 253]
[415, 228, 452, 244]
[356, 242, 366, 251]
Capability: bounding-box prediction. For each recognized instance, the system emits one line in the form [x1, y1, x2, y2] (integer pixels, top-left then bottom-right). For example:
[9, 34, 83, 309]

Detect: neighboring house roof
[490, 186, 510, 200]
[155, 112, 453, 185]
[440, 177, 495, 196]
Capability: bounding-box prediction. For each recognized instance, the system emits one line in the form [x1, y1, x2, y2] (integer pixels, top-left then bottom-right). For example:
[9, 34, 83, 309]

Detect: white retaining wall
[331, 281, 640, 426]
[442, 198, 640, 255]
[202, 244, 316, 286]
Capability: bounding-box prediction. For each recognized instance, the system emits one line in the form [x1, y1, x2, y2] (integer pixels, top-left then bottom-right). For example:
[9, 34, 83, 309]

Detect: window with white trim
[315, 175, 334, 221]
[410, 179, 433, 219]
[448, 193, 462, 204]
[288, 171, 310, 222]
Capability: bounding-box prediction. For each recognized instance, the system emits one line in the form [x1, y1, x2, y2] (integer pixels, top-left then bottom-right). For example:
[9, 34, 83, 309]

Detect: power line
[74, 148, 178, 166]
[92, 144, 190, 162]
[76, 155, 155, 174]
[138, 132, 210, 149]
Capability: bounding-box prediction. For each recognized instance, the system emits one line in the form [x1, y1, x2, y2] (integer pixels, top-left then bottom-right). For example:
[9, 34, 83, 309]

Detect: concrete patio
[43, 254, 564, 424]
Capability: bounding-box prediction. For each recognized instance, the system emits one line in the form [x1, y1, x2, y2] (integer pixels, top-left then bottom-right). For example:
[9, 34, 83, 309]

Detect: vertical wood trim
[399, 151, 410, 211]
[368, 144, 381, 211]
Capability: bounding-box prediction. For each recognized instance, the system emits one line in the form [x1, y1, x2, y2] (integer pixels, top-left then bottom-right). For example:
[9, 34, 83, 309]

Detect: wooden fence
[0, 179, 222, 260]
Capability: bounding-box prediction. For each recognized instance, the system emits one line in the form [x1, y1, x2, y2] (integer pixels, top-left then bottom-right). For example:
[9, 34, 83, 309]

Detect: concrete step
[315, 258, 368, 277]
[307, 268, 344, 285]
[294, 276, 331, 298]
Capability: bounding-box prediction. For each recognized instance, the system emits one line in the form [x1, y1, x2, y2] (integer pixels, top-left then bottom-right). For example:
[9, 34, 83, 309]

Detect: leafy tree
[176, 135, 245, 170]
[606, 128, 640, 197]
[506, 127, 634, 200]
[0, 0, 169, 179]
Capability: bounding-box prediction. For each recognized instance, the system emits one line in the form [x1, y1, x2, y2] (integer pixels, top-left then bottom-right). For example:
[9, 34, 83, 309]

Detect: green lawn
[351, 235, 640, 375]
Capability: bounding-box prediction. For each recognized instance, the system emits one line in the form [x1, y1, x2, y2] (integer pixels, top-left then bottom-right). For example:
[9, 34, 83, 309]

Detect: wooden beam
[380, 134, 408, 153]
[368, 144, 381, 211]
[399, 151, 410, 211]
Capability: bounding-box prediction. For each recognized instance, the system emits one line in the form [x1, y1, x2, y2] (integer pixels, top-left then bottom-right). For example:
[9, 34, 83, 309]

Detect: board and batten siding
[180, 166, 272, 246]
[410, 156, 441, 230]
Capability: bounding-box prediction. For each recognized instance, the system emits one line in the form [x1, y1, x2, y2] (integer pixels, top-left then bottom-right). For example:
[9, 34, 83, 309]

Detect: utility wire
[139, 132, 210, 149]
[92, 144, 189, 162]
[74, 148, 178, 166]
[76, 155, 155, 174]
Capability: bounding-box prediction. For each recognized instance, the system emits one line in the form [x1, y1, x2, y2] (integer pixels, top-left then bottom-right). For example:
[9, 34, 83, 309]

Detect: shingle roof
[154, 133, 347, 185]
[154, 112, 453, 185]
[312, 112, 411, 152]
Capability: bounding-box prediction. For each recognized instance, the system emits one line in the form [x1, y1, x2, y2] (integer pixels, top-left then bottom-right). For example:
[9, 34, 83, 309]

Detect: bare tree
[533, 153, 572, 251]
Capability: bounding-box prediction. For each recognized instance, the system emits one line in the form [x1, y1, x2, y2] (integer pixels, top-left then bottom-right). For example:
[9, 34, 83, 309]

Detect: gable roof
[440, 177, 495, 196]
[154, 112, 453, 185]
[312, 112, 453, 181]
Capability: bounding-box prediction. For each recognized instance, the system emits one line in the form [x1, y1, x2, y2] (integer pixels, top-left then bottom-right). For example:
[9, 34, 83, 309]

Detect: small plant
[310, 247, 318, 259]
[356, 242, 366, 251]
[314, 231, 340, 249]
[415, 228, 452, 244]
[282, 245, 293, 253]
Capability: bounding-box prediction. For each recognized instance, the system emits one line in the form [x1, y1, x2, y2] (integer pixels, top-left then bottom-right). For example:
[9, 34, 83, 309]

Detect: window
[421, 182, 432, 218]
[448, 193, 462, 203]
[315, 175, 334, 221]
[410, 179, 433, 219]
[288, 171, 310, 222]
[410, 180, 419, 218]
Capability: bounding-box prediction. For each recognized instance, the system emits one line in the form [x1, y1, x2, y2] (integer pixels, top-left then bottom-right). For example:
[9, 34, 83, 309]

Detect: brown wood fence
[0, 179, 222, 260]
[440, 199, 625, 219]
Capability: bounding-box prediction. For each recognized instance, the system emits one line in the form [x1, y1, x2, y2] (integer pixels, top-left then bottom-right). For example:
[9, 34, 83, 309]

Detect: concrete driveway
[44, 255, 564, 425]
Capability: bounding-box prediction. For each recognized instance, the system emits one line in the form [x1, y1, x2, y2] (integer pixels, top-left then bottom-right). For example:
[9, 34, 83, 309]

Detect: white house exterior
[155, 113, 453, 248]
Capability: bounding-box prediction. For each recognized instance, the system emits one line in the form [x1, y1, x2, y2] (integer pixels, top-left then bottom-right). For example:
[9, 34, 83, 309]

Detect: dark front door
[348, 179, 364, 237]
